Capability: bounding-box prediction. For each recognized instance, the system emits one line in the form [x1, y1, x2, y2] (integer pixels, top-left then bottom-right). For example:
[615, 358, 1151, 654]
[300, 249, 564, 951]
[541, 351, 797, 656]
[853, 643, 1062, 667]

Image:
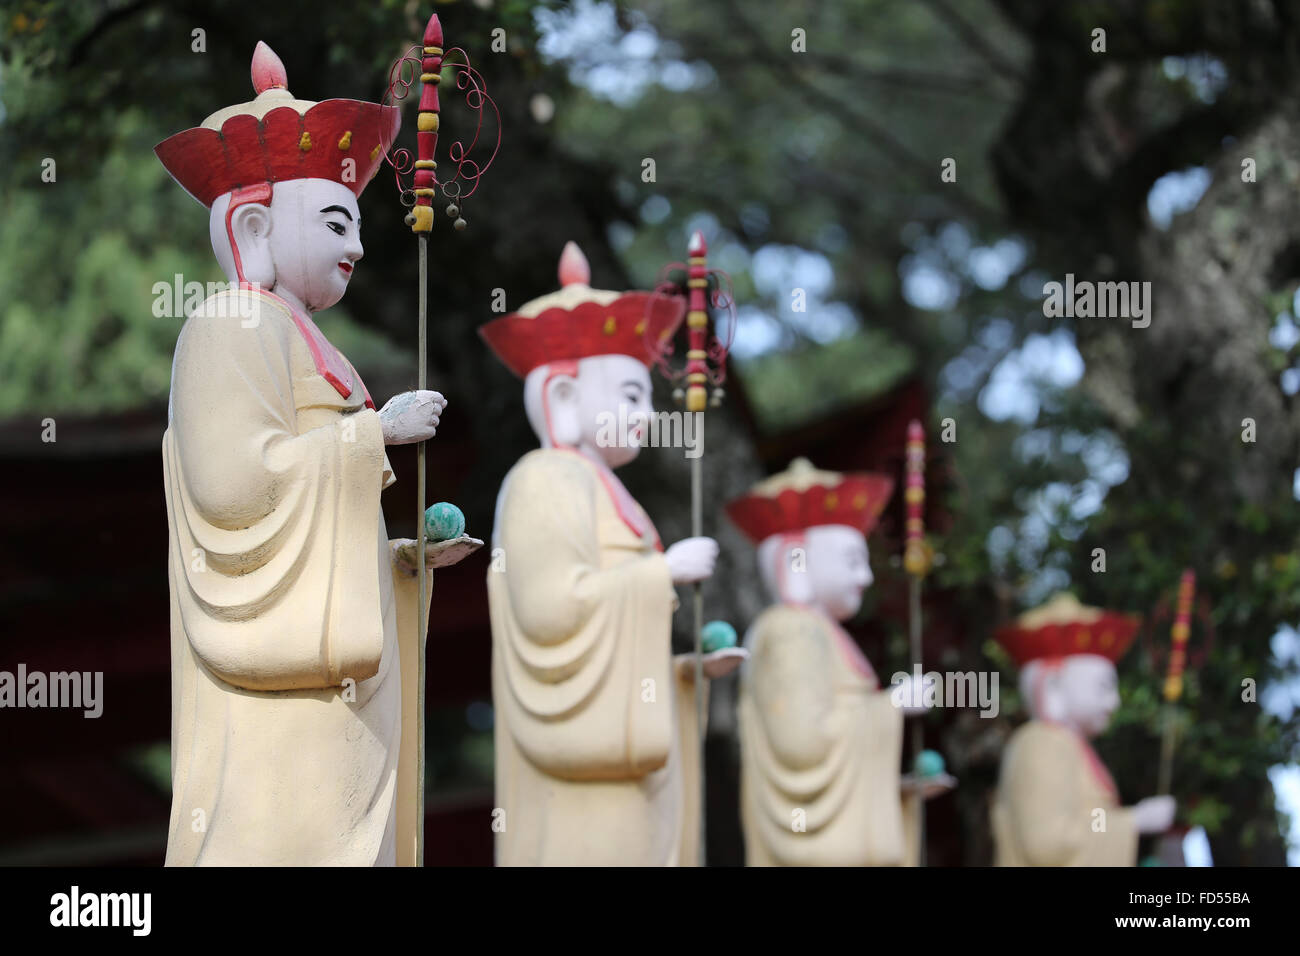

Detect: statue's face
[527, 353, 653, 467]
[1058, 655, 1120, 737]
[578, 354, 653, 468]
[266, 179, 363, 312]
[213, 178, 363, 313]
[807, 524, 872, 621]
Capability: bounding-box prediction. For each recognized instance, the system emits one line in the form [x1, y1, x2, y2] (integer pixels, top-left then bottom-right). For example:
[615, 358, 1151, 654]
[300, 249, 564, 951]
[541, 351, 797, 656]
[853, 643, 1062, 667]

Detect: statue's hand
[379, 390, 446, 445]
[674, 648, 749, 683]
[1133, 795, 1176, 834]
[665, 536, 718, 584]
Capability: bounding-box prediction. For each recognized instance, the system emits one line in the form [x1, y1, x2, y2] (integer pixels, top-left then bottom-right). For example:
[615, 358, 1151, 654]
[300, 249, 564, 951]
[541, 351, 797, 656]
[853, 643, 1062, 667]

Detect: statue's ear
[229, 202, 275, 288]
[1033, 663, 1068, 723]
[544, 374, 582, 448]
[775, 541, 814, 605]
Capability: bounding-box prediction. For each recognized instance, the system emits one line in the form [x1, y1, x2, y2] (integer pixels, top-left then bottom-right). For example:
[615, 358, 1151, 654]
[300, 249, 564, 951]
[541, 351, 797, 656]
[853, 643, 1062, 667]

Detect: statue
[479, 242, 742, 865]
[991, 593, 1176, 865]
[728, 458, 948, 866]
[154, 41, 477, 865]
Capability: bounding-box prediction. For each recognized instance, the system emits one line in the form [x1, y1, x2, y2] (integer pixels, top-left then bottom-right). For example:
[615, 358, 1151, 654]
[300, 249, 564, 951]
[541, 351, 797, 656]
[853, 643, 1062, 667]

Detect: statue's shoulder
[511, 448, 599, 486]
[182, 287, 292, 338]
[1009, 719, 1072, 754]
[753, 603, 826, 644]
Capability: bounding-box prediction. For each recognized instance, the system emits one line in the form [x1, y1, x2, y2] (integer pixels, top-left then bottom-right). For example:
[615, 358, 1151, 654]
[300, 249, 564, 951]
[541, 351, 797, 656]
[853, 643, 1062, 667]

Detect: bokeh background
[1, 0, 1298, 865]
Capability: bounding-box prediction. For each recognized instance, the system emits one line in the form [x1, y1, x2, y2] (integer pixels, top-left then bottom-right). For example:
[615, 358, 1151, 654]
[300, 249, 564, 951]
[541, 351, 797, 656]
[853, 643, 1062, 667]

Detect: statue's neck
[266, 285, 310, 316]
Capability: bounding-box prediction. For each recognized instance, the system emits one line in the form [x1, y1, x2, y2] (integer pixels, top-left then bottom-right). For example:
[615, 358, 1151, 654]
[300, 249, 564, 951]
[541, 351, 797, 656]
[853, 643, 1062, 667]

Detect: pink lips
[338, 261, 353, 277]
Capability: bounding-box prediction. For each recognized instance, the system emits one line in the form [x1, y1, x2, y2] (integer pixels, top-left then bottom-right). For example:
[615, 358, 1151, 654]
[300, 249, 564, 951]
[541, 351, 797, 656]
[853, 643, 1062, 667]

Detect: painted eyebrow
[621, 380, 645, 391]
[320, 205, 354, 222]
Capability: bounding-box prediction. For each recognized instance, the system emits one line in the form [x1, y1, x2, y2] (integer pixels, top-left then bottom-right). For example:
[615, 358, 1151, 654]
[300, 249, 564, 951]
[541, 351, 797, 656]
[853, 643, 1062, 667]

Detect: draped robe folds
[992, 720, 1139, 866]
[488, 448, 704, 866]
[738, 604, 910, 866]
[162, 288, 428, 866]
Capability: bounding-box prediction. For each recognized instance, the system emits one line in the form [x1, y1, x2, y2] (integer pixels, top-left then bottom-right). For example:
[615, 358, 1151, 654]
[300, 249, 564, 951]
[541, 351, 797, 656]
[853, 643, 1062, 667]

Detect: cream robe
[488, 448, 703, 866]
[992, 720, 1138, 866]
[739, 604, 911, 866]
[163, 288, 427, 866]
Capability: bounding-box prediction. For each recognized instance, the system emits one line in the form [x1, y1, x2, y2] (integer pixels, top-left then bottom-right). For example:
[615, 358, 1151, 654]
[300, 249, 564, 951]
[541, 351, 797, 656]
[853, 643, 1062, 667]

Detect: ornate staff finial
[651, 229, 735, 409]
[384, 12, 500, 234]
[904, 420, 932, 577]
[409, 14, 443, 234]
[1157, 568, 1196, 797]
[1164, 569, 1196, 702]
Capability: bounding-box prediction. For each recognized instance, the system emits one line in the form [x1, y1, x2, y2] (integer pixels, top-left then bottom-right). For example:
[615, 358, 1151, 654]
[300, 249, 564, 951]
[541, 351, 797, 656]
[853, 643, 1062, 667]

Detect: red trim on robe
[778, 602, 879, 689]
[260, 290, 375, 409]
[565, 448, 663, 551]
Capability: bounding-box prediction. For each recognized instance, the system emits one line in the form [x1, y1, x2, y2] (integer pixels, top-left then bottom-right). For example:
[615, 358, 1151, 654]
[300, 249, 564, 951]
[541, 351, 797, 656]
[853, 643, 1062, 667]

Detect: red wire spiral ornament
[645, 231, 736, 398]
[379, 14, 500, 226]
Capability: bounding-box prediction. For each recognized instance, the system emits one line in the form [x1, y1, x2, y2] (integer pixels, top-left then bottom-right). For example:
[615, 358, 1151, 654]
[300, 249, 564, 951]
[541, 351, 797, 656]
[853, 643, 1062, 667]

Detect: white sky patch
[1147, 166, 1212, 230]
[1271, 312, 1300, 351]
[726, 304, 783, 360]
[1162, 54, 1230, 104]
[979, 329, 1084, 424]
[534, 0, 710, 106]
[1264, 624, 1300, 865]
[968, 238, 1028, 291]
[901, 257, 961, 311]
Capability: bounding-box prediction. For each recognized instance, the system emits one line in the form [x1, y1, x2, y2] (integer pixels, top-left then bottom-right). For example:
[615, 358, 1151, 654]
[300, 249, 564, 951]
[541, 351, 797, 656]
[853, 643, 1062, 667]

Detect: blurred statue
[992, 593, 1175, 865]
[154, 42, 475, 865]
[728, 458, 950, 866]
[479, 242, 743, 865]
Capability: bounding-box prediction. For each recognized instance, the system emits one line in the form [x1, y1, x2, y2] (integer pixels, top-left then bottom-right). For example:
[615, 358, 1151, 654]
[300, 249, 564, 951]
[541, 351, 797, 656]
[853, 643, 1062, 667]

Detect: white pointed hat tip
[558, 241, 590, 287]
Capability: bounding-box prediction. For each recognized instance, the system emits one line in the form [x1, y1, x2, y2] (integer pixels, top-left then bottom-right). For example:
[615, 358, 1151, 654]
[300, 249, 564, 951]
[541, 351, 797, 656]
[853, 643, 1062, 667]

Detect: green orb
[701, 620, 737, 653]
[424, 502, 465, 542]
[913, 749, 945, 778]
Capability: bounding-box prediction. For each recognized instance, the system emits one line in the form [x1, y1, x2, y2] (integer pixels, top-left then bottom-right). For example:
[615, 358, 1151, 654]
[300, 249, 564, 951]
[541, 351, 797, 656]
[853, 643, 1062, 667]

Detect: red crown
[726, 459, 895, 543]
[155, 42, 399, 207]
[479, 242, 686, 378]
[993, 593, 1141, 666]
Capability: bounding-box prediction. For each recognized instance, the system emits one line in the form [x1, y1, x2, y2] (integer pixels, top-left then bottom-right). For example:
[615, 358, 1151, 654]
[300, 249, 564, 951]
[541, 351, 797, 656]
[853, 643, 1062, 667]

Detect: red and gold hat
[993, 593, 1140, 667]
[479, 242, 687, 378]
[726, 458, 895, 544]
[155, 42, 399, 207]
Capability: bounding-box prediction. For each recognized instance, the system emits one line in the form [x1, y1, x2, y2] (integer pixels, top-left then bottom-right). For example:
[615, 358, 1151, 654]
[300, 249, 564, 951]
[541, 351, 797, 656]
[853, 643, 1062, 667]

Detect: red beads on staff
[903, 419, 931, 577]
[684, 231, 710, 413]
[1163, 569, 1196, 702]
[409, 13, 443, 234]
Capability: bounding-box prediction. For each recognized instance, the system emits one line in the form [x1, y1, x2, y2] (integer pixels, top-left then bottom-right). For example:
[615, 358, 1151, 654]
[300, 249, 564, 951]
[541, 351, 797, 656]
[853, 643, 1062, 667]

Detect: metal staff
[651, 230, 734, 866]
[385, 11, 499, 865]
[902, 419, 931, 865]
[1157, 569, 1195, 796]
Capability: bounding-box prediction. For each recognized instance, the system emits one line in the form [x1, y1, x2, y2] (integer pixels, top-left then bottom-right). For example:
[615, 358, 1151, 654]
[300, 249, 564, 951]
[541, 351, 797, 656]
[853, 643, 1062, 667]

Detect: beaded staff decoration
[1157, 569, 1196, 796]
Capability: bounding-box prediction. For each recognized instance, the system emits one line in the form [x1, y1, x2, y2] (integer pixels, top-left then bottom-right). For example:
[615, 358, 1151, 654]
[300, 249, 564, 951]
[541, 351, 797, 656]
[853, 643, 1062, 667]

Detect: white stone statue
[992, 593, 1175, 865]
[154, 41, 477, 866]
[730, 458, 950, 866]
[479, 242, 743, 865]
